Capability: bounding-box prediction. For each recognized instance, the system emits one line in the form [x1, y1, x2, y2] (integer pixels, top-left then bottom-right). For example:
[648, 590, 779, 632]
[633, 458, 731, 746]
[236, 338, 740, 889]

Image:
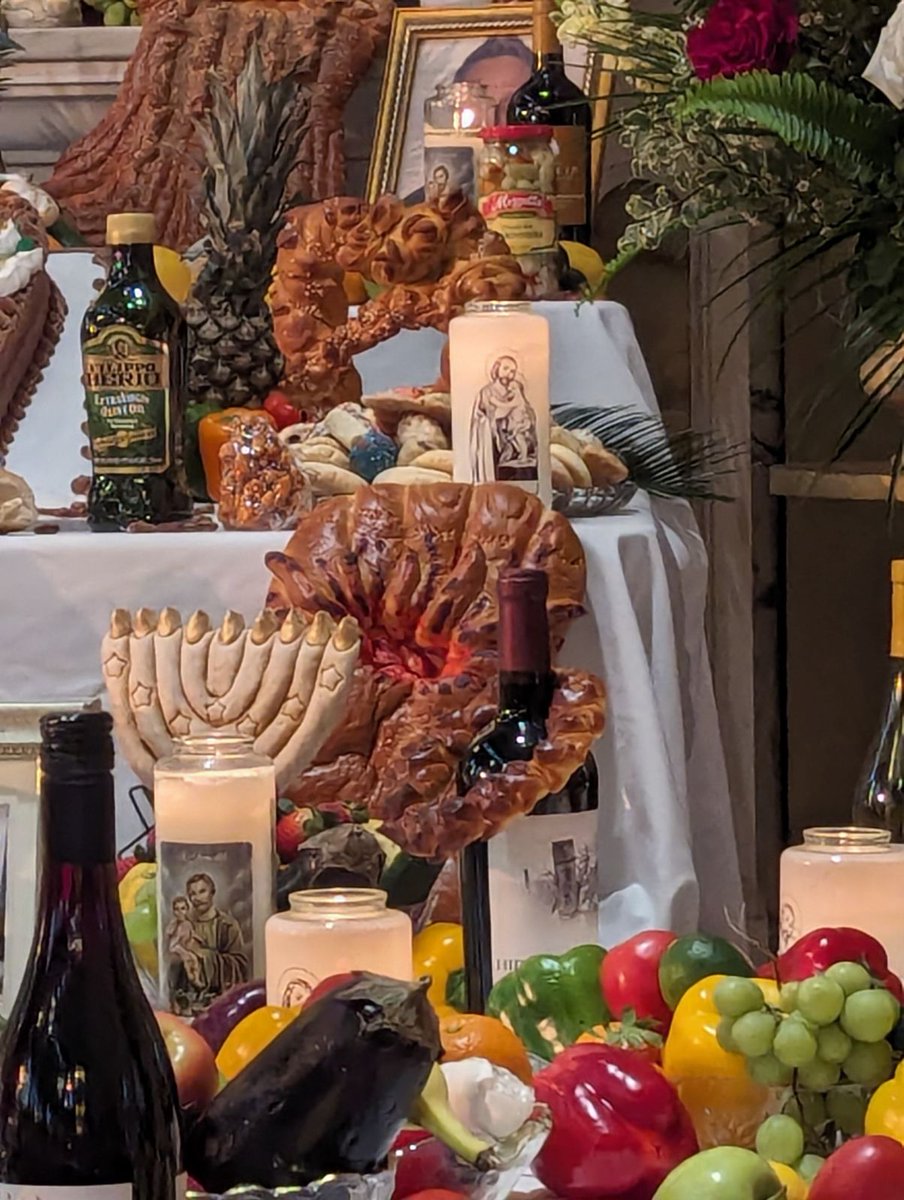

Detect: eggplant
[185, 972, 440, 1192]
[191, 978, 267, 1054]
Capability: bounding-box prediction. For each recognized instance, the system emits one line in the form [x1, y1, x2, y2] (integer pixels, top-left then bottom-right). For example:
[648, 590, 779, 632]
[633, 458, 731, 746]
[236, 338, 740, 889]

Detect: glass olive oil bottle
[82, 213, 191, 530]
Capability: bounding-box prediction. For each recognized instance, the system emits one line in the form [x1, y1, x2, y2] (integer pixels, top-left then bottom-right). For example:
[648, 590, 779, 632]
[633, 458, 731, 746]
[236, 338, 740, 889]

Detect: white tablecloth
[1, 258, 744, 940]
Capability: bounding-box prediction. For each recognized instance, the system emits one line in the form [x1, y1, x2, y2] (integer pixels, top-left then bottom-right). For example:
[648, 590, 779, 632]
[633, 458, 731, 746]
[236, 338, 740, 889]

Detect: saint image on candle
[469, 353, 539, 487]
[159, 842, 252, 1016]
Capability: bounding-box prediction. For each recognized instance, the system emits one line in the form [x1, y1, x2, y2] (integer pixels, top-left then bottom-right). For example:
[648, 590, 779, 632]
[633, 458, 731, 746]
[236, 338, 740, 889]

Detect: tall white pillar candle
[450, 300, 551, 505]
[780, 827, 904, 978]
[154, 734, 275, 1016]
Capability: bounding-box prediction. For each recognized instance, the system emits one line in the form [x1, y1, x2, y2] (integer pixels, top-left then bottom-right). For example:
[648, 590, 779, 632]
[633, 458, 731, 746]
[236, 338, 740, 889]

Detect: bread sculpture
[0, 191, 67, 460]
[264, 482, 606, 858]
[45, 0, 393, 248]
[100, 607, 362, 794]
[269, 193, 526, 415]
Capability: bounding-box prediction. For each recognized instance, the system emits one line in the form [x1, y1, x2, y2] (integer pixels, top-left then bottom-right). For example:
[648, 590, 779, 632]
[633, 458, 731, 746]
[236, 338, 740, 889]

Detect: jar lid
[481, 124, 554, 141]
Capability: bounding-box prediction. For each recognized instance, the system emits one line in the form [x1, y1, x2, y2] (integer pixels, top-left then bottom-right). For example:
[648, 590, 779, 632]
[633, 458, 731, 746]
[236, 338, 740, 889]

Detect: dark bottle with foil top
[507, 0, 593, 244]
[82, 212, 191, 530]
[0, 712, 183, 1200]
[853, 559, 904, 839]
[458, 568, 599, 1012]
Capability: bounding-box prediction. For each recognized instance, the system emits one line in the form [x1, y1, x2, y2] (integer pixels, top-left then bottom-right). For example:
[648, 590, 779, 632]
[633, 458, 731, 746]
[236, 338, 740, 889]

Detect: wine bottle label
[487, 809, 599, 980]
[424, 132, 481, 206]
[550, 126, 587, 227]
[83, 326, 170, 474]
[0, 1187, 132, 1198]
[157, 840, 254, 1017]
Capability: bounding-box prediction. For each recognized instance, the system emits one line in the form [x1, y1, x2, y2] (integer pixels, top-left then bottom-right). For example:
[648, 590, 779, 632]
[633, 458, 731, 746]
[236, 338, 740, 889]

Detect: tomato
[809, 1136, 904, 1200]
[600, 930, 676, 1032]
[155, 1011, 218, 1112]
[303, 972, 362, 1009]
[263, 389, 300, 430]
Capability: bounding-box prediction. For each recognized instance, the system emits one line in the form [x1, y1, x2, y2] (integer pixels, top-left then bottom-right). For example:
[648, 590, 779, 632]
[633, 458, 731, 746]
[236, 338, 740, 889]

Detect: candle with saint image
[450, 300, 551, 504]
[264, 889, 413, 1007]
[780, 826, 904, 977]
[154, 734, 275, 1016]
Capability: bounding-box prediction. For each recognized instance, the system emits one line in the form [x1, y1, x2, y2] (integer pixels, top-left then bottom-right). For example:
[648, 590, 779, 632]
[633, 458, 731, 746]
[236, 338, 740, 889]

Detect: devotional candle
[154, 734, 275, 1016]
[780, 827, 904, 978]
[450, 300, 551, 505]
[264, 888, 412, 1006]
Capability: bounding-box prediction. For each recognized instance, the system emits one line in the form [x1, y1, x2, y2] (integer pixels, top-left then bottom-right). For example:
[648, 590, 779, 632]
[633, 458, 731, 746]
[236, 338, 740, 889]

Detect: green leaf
[676, 71, 897, 181]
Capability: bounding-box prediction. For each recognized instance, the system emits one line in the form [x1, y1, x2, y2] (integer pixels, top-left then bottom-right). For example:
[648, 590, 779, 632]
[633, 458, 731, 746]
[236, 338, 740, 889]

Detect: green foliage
[677, 71, 896, 180]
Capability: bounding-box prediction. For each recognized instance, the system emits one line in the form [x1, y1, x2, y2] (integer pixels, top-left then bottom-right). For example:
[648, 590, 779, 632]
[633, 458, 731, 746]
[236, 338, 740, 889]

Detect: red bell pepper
[776, 927, 904, 1002]
[600, 930, 675, 1033]
[533, 1044, 698, 1200]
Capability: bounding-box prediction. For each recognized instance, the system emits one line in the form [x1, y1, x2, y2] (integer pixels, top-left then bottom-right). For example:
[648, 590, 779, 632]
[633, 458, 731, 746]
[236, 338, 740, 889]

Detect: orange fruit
[342, 271, 368, 305]
[438, 1012, 532, 1084]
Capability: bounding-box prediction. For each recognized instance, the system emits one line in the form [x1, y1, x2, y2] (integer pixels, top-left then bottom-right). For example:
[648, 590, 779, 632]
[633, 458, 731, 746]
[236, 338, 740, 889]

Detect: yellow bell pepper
[216, 1005, 296, 1081]
[662, 974, 779, 1149]
[866, 1060, 904, 1144]
[769, 1161, 809, 1199]
[412, 922, 464, 1012]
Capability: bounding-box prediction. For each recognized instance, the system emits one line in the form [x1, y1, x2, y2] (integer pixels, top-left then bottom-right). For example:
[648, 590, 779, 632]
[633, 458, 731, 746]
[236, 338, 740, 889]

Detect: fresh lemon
[768, 1161, 809, 1200]
[154, 245, 192, 304]
[559, 240, 606, 295]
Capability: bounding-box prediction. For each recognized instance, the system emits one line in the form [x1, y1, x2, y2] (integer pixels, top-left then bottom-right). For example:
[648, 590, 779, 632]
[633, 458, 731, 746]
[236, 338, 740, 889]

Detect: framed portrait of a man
[368, 6, 611, 205]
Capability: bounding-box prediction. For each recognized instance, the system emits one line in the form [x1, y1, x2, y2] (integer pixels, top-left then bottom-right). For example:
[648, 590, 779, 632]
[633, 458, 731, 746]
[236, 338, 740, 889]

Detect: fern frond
[553, 405, 741, 500]
[676, 71, 897, 180]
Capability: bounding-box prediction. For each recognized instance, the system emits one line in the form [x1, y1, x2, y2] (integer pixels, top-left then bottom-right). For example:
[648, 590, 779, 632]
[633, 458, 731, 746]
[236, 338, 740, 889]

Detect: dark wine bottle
[507, 0, 593, 244]
[83, 212, 191, 531]
[458, 568, 599, 1012]
[0, 712, 183, 1200]
[853, 560, 904, 839]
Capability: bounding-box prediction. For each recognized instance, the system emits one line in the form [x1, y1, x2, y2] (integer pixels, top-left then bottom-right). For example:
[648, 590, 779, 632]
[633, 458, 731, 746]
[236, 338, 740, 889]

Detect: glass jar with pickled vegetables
[478, 125, 558, 298]
[423, 82, 496, 207]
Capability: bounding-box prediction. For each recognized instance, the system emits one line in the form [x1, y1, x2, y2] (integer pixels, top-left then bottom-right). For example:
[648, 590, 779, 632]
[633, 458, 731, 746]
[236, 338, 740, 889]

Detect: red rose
[687, 0, 798, 81]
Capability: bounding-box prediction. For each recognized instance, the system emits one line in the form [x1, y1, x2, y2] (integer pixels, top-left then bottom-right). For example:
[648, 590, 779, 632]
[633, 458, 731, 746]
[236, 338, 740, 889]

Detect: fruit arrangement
[82, 0, 141, 25]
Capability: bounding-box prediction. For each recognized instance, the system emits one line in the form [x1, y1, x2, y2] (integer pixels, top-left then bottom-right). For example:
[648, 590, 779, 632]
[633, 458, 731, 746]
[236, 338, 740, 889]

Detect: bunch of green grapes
[714, 964, 901, 1092]
[83, 0, 141, 27]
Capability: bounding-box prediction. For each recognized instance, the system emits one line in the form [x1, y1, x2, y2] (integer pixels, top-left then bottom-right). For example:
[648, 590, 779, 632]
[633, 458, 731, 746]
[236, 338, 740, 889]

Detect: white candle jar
[780, 827, 904, 977]
[450, 300, 551, 504]
[154, 734, 276, 1017]
[265, 888, 413, 1007]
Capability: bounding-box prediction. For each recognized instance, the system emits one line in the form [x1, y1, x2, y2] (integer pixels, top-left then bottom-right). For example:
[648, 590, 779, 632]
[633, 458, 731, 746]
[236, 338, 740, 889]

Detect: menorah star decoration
[101, 607, 361, 793]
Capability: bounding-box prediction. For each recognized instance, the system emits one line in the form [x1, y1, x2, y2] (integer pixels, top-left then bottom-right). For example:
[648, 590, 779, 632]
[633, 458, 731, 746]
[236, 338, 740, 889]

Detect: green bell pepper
[487, 944, 609, 1061]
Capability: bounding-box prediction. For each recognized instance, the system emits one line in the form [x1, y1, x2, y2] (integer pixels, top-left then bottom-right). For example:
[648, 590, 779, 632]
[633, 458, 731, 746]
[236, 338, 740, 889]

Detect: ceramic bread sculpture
[0, 190, 67, 460]
[101, 607, 362, 793]
[269, 193, 526, 415]
[264, 482, 606, 857]
[45, 0, 393, 248]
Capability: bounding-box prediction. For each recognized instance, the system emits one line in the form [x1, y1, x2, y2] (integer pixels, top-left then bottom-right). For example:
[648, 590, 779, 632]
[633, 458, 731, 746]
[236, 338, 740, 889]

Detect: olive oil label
[550, 126, 587, 226]
[0, 1187, 132, 1198]
[487, 809, 599, 980]
[83, 326, 170, 474]
[157, 840, 253, 1018]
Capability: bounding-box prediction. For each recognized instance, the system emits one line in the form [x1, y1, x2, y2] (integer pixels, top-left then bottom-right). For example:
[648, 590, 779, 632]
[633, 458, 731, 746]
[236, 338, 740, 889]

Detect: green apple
[653, 1148, 786, 1199]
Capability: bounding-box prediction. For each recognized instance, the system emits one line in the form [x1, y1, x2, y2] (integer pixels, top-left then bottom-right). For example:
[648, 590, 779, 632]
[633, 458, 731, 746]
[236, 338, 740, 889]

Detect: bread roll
[298, 461, 366, 495]
[373, 466, 451, 485]
[550, 443, 593, 488]
[551, 425, 584, 456]
[583, 444, 629, 486]
[551, 459, 574, 495]
[408, 449, 453, 474]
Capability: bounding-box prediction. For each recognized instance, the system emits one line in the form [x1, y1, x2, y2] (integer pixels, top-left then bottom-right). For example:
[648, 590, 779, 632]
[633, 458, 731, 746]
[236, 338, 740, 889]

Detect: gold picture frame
[366, 5, 612, 207]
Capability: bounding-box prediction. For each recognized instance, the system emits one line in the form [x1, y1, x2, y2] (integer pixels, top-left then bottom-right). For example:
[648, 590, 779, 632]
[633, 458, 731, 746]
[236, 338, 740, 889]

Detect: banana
[408, 1064, 491, 1166]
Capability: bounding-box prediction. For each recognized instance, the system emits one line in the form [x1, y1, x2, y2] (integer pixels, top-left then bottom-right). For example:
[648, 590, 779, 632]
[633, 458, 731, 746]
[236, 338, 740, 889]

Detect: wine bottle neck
[532, 0, 559, 57]
[108, 242, 157, 286]
[498, 670, 554, 723]
[42, 774, 117, 866]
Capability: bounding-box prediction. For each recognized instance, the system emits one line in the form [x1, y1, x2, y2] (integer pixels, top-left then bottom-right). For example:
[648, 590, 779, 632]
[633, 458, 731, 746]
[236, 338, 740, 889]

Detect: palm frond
[553, 404, 741, 500]
[676, 71, 897, 180]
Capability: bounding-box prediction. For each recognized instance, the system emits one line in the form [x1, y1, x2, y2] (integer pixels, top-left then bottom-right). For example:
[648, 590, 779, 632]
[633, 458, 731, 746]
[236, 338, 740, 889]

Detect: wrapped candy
[218, 422, 312, 531]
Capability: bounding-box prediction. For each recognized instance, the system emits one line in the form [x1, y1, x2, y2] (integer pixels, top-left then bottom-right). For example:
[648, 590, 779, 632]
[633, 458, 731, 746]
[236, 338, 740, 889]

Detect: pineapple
[183, 47, 308, 409]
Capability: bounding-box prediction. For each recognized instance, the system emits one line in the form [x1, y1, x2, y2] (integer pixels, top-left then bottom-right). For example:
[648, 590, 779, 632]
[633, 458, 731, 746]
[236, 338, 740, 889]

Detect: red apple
[155, 1011, 219, 1113]
[809, 1136, 904, 1200]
